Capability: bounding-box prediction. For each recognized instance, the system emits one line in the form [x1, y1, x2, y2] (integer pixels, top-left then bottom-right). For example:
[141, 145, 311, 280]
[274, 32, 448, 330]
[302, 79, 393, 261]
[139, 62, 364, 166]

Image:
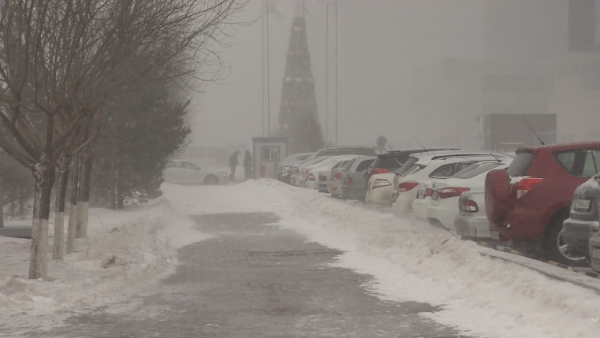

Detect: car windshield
[395, 157, 419, 175]
[2, 2, 598, 337]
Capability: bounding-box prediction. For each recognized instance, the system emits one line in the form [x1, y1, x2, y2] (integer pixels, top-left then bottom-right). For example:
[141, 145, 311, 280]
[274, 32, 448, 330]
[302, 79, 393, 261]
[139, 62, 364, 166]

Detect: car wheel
[204, 175, 219, 185]
[485, 169, 513, 225]
[544, 212, 589, 266]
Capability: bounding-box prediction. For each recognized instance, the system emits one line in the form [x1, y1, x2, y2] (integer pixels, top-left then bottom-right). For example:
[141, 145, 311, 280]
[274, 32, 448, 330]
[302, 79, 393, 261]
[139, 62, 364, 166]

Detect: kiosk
[252, 137, 289, 179]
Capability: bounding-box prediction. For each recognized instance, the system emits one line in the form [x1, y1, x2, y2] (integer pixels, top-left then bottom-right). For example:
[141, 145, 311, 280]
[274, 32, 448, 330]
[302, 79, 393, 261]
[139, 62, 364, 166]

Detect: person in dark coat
[243, 150, 253, 180]
[229, 151, 240, 180]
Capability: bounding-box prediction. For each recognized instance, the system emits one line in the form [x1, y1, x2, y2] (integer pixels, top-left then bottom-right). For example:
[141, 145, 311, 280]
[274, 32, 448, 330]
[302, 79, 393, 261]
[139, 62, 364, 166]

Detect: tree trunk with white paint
[29, 155, 55, 279]
[53, 156, 70, 260]
[67, 155, 80, 253]
[77, 148, 94, 238]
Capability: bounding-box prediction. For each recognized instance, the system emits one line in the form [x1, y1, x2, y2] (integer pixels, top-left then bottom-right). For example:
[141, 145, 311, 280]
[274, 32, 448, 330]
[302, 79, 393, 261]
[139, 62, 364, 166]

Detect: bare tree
[0, 0, 244, 279]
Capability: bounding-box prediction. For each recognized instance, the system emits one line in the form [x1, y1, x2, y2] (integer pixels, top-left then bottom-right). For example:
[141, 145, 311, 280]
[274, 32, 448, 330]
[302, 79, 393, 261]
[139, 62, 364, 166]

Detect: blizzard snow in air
[2, 180, 600, 338]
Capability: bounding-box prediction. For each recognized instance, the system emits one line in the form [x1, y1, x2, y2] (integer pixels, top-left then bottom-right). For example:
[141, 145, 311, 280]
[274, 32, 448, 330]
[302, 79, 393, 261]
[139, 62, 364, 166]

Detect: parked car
[163, 159, 229, 185]
[339, 156, 376, 200]
[305, 146, 376, 161]
[455, 189, 492, 239]
[390, 151, 512, 215]
[278, 152, 313, 181]
[365, 148, 458, 189]
[427, 161, 510, 231]
[562, 172, 600, 260]
[283, 152, 313, 165]
[485, 142, 600, 265]
[590, 231, 600, 273]
[410, 156, 506, 220]
[300, 156, 345, 188]
[328, 156, 372, 196]
[289, 157, 330, 186]
[306, 156, 355, 191]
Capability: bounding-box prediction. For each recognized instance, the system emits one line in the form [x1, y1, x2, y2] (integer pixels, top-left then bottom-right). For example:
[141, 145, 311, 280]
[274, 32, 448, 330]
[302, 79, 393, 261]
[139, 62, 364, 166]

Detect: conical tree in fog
[278, 16, 324, 153]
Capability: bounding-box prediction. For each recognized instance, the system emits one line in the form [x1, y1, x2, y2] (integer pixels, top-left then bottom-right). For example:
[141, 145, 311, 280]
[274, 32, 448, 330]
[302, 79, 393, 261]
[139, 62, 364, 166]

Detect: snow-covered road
[2, 179, 600, 337]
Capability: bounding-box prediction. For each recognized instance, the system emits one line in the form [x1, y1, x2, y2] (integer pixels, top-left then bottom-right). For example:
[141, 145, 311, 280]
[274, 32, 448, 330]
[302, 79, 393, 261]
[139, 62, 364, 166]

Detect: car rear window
[355, 159, 373, 172]
[371, 155, 403, 170]
[452, 162, 504, 179]
[506, 152, 534, 177]
[395, 157, 418, 175]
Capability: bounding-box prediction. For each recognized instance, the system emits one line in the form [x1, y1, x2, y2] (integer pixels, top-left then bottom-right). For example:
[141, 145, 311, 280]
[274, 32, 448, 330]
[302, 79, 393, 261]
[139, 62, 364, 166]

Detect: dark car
[562, 172, 600, 260]
[485, 142, 600, 265]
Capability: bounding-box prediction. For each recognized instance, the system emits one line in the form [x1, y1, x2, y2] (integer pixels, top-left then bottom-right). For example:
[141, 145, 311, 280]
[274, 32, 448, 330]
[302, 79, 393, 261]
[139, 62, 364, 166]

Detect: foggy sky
[190, 0, 600, 151]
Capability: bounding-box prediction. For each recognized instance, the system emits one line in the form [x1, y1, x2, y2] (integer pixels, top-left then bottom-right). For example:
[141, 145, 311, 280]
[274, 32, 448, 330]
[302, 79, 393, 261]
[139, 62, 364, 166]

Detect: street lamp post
[0, 177, 4, 228]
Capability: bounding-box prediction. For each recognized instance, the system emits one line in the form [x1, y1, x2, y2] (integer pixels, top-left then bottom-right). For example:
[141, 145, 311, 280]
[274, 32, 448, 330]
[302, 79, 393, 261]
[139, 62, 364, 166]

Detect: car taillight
[370, 168, 390, 176]
[398, 181, 419, 192]
[308, 173, 315, 181]
[344, 177, 353, 185]
[515, 177, 543, 198]
[459, 199, 479, 213]
[424, 188, 432, 198]
[437, 187, 470, 199]
[372, 179, 391, 189]
[333, 172, 342, 180]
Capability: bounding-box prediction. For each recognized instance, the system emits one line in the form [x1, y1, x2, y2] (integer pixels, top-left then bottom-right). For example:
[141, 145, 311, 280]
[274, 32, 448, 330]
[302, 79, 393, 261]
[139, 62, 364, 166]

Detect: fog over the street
[191, 0, 600, 150]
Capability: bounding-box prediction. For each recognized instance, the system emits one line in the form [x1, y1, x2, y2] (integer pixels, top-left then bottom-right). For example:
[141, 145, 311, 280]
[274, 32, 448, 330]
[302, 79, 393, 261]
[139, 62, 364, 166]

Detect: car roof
[410, 149, 510, 160]
[379, 148, 459, 157]
[413, 151, 508, 163]
[517, 142, 600, 153]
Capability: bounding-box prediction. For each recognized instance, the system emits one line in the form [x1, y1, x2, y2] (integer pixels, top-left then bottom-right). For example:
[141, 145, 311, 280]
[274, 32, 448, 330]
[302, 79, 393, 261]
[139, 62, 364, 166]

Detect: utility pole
[0, 177, 4, 228]
[335, 0, 338, 146]
[266, 0, 271, 137]
[262, 0, 265, 137]
[325, 3, 329, 143]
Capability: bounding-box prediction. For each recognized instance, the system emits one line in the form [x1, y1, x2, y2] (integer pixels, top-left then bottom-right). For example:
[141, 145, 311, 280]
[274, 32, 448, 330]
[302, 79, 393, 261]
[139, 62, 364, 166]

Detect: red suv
[485, 142, 600, 265]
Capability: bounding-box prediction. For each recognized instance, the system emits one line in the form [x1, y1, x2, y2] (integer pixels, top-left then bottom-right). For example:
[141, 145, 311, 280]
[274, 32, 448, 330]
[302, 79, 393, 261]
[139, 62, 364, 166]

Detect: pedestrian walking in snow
[243, 151, 252, 180]
[229, 151, 240, 180]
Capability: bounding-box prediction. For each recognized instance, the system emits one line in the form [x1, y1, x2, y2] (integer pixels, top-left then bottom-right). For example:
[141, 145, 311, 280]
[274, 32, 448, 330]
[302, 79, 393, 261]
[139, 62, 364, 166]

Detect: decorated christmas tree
[278, 16, 324, 153]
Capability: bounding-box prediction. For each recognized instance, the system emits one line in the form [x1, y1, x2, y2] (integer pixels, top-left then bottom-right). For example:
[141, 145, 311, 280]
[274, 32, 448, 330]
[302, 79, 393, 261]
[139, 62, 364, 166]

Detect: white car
[364, 172, 397, 207]
[391, 152, 512, 217]
[426, 161, 510, 231]
[306, 156, 355, 192]
[163, 159, 228, 184]
[289, 157, 329, 186]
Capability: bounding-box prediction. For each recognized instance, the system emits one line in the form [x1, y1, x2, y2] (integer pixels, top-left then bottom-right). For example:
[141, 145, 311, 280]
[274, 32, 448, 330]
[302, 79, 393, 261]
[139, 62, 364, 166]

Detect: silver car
[340, 156, 375, 201]
[589, 231, 600, 273]
[562, 174, 600, 261]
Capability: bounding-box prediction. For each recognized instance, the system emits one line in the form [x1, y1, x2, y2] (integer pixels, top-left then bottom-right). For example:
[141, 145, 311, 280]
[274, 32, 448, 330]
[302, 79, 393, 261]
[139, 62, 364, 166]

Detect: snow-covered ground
[0, 198, 209, 335]
[2, 179, 600, 337]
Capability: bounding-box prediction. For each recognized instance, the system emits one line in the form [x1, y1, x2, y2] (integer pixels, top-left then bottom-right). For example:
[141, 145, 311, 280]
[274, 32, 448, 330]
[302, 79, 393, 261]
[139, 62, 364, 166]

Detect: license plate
[491, 231, 500, 240]
[592, 247, 600, 260]
[573, 198, 592, 211]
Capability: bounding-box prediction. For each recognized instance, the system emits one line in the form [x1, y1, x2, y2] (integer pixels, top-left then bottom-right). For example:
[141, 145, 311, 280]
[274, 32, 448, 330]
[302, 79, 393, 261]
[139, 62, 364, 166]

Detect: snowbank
[168, 179, 600, 338]
[0, 197, 206, 334]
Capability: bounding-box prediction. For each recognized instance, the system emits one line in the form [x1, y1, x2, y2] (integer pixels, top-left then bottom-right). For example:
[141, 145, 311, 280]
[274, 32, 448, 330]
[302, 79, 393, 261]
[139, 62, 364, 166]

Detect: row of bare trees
[0, 0, 243, 279]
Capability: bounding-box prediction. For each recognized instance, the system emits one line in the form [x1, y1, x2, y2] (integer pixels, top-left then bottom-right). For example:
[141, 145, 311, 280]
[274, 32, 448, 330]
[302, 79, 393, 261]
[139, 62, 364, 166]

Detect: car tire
[544, 212, 589, 266]
[485, 169, 512, 225]
[204, 175, 219, 185]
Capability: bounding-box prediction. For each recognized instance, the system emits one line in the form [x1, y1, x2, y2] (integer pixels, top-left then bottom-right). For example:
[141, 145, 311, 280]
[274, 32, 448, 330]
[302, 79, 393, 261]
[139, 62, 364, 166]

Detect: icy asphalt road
[31, 212, 472, 338]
